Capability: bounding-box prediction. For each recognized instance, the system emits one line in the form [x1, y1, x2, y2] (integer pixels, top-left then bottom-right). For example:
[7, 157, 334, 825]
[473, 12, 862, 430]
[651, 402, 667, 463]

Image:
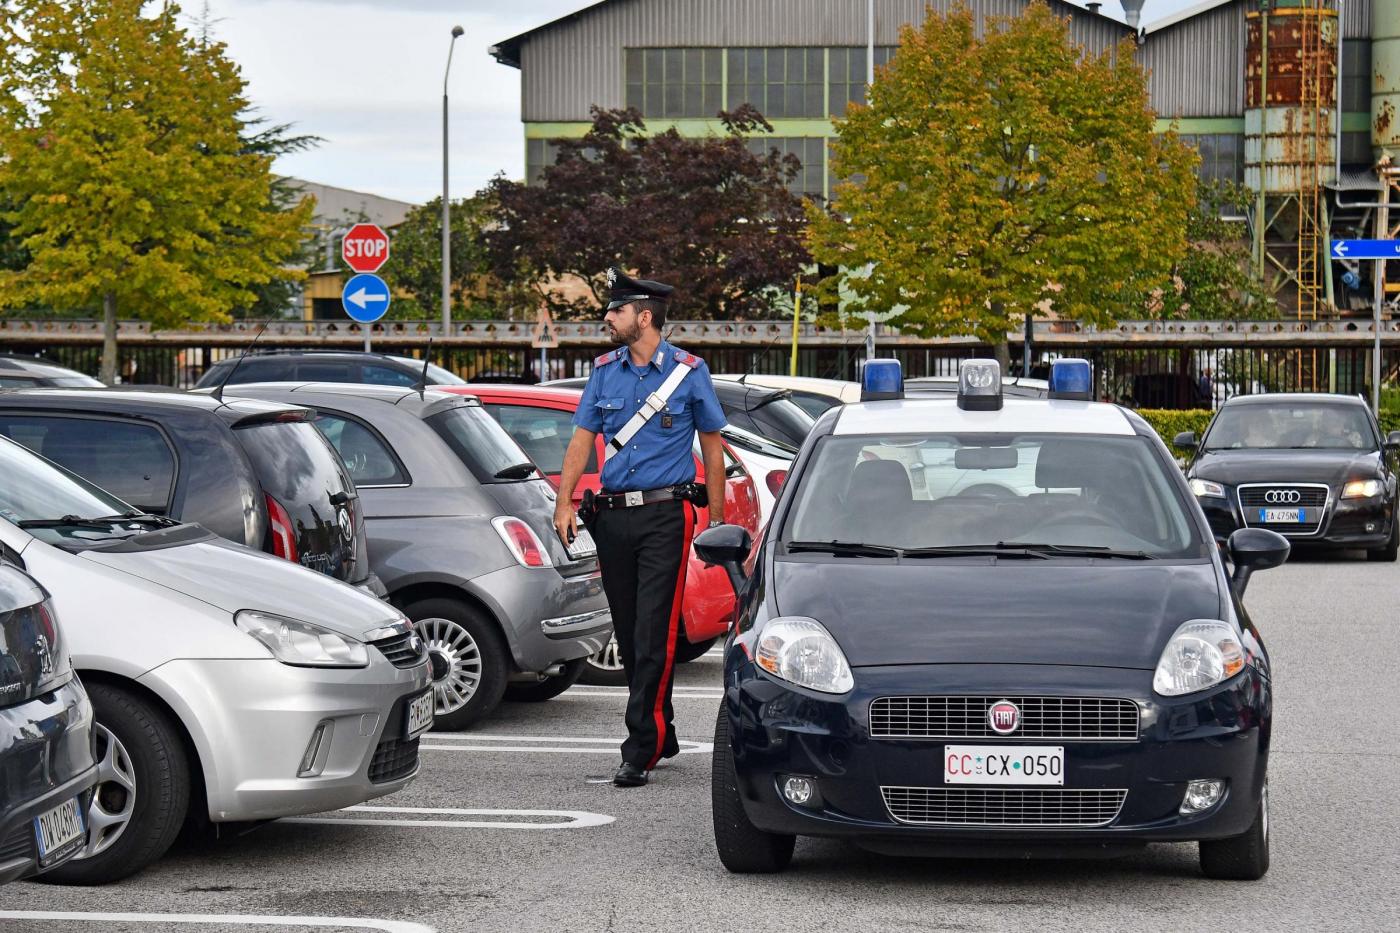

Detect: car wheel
[580, 634, 628, 687]
[407, 598, 508, 730]
[41, 684, 189, 885]
[504, 658, 586, 702]
[711, 705, 795, 873]
[1367, 514, 1399, 562]
[675, 636, 717, 665]
[1199, 780, 1270, 880]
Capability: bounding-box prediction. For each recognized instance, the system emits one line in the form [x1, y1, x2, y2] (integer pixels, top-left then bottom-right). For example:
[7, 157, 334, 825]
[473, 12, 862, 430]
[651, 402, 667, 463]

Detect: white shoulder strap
[604, 360, 693, 461]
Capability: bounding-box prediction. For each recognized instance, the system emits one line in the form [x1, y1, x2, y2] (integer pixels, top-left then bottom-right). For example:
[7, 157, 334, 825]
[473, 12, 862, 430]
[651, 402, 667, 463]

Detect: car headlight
[1342, 479, 1383, 499]
[236, 610, 369, 668]
[755, 617, 854, 694]
[1153, 620, 1245, 697]
[1189, 479, 1226, 498]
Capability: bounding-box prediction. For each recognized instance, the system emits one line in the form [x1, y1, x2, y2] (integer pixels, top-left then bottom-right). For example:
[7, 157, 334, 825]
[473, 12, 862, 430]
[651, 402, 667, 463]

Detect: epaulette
[594, 348, 623, 367]
[673, 348, 701, 369]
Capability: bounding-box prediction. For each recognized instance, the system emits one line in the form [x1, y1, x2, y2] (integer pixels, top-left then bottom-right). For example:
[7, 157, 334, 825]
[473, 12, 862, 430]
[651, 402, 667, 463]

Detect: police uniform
[572, 271, 726, 782]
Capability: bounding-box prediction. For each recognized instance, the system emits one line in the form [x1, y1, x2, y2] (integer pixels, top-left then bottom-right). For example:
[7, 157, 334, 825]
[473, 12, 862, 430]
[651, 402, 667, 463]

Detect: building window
[1180, 133, 1244, 184]
[526, 138, 562, 185]
[1341, 41, 1370, 114]
[747, 137, 827, 199]
[625, 48, 723, 118]
[726, 48, 825, 119]
[827, 47, 895, 117]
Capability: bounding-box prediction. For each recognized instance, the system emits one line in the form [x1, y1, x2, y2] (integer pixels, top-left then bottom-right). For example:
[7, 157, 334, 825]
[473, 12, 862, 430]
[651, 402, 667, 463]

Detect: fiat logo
[988, 700, 1020, 735]
[1264, 489, 1301, 505]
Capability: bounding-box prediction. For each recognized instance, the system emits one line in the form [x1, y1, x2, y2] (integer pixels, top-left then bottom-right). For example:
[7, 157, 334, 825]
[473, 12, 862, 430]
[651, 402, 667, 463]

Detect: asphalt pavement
[2, 552, 1396, 933]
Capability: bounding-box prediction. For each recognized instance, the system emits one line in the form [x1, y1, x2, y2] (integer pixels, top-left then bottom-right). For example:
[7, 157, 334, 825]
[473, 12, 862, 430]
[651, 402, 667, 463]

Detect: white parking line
[421, 733, 713, 755]
[0, 913, 434, 932]
[283, 805, 614, 830]
[563, 686, 723, 699]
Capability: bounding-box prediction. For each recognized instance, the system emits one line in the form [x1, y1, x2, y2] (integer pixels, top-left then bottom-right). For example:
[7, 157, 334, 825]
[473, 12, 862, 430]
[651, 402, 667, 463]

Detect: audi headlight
[1342, 479, 1383, 499]
[236, 610, 369, 668]
[1189, 479, 1225, 498]
[755, 617, 854, 694]
[1153, 620, 1245, 697]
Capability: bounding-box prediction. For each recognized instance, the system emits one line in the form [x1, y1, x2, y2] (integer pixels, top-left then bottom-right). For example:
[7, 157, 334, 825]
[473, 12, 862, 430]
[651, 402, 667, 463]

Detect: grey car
[217, 383, 612, 728]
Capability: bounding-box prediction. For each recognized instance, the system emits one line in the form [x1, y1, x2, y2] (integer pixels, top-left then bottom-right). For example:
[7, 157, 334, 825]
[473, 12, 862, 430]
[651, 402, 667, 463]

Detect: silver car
[215, 383, 612, 729]
[0, 436, 431, 884]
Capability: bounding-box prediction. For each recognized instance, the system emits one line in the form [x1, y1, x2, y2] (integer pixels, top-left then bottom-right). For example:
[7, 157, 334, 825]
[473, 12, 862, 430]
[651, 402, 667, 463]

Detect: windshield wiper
[995, 542, 1154, 560]
[494, 463, 538, 480]
[94, 512, 181, 528]
[786, 540, 901, 558]
[18, 515, 126, 531]
[900, 544, 1050, 560]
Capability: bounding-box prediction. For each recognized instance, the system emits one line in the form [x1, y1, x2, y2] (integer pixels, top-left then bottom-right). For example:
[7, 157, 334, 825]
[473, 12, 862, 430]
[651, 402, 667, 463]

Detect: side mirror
[1385, 430, 1400, 452]
[1173, 431, 1198, 451]
[1226, 528, 1290, 596]
[693, 524, 753, 596]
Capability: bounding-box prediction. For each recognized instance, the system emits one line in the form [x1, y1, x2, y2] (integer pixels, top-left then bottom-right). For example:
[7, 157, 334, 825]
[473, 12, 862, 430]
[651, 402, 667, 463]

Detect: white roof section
[1142, 0, 1234, 35]
[713, 374, 862, 403]
[832, 398, 1138, 436]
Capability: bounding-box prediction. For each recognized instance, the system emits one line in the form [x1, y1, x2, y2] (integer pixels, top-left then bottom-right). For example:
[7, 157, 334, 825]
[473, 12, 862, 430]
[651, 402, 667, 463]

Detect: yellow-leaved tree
[0, 0, 314, 382]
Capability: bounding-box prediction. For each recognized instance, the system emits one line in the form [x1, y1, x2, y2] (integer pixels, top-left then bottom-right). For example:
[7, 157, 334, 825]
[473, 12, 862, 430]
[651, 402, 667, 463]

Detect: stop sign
[341, 223, 390, 273]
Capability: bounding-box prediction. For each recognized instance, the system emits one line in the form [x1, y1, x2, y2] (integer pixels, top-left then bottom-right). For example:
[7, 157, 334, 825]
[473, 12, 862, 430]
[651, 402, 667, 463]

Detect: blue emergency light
[861, 359, 904, 401]
[957, 359, 1003, 411]
[1048, 358, 1093, 401]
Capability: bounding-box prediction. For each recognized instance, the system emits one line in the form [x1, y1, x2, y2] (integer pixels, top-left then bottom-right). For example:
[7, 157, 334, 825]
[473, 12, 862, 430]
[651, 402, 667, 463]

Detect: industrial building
[492, 0, 1400, 322]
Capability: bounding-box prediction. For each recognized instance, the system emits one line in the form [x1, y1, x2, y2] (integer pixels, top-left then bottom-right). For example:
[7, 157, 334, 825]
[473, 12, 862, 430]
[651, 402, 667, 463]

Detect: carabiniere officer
[553, 268, 727, 788]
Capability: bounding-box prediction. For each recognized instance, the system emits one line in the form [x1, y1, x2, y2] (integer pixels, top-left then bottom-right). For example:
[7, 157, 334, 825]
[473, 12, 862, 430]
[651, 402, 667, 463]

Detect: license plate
[944, 745, 1064, 786]
[404, 690, 435, 739]
[1260, 508, 1305, 524]
[567, 528, 597, 560]
[33, 796, 85, 866]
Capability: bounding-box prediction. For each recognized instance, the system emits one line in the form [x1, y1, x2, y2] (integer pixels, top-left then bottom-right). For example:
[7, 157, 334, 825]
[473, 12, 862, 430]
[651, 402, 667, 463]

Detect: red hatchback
[440, 385, 761, 685]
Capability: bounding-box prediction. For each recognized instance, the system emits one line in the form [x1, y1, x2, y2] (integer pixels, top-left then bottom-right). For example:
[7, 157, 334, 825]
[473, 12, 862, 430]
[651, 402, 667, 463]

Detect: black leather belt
[595, 486, 683, 510]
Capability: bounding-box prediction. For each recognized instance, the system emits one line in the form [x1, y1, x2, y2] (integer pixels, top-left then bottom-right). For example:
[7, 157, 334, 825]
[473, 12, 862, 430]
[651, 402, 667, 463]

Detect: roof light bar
[861, 359, 904, 402]
[1048, 358, 1093, 401]
[957, 360, 1002, 411]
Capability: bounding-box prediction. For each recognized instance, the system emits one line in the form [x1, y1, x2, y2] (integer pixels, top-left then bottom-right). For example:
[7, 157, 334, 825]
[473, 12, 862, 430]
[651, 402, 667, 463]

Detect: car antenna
[210, 322, 267, 403]
[412, 338, 434, 396]
[740, 326, 788, 385]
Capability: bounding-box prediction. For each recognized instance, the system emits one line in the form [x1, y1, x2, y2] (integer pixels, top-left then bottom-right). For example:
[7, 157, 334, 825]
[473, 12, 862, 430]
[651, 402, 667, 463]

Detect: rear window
[220, 358, 296, 385]
[428, 406, 536, 484]
[749, 397, 815, 448]
[483, 403, 597, 475]
[235, 420, 355, 505]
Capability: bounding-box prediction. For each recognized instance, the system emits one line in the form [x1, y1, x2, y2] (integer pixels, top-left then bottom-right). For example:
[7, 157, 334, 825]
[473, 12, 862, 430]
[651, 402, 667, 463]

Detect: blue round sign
[341, 273, 391, 324]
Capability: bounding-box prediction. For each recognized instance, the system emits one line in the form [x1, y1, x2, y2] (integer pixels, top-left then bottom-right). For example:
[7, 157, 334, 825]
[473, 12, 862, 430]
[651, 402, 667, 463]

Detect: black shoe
[613, 762, 648, 787]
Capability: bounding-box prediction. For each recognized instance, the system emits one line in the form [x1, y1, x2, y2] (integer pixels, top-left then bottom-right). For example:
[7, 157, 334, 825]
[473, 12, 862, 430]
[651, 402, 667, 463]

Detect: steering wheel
[956, 483, 1017, 499]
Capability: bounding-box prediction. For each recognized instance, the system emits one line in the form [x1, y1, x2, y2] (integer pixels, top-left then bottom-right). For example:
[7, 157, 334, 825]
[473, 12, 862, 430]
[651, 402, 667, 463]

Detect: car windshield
[0, 436, 151, 549]
[748, 396, 815, 448]
[784, 433, 1204, 558]
[428, 405, 538, 484]
[1204, 403, 1376, 451]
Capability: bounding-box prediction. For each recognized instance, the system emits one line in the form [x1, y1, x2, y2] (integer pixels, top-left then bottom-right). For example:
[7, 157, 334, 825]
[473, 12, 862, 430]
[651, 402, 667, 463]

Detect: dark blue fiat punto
[695, 360, 1288, 879]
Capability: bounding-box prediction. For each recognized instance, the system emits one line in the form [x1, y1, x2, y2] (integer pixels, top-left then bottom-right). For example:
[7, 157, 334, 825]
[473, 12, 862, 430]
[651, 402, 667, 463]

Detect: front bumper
[1197, 489, 1393, 549]
[470, 563, 611, 672]
[724, 659, 1270, 850]
[141, 655, 430, 823]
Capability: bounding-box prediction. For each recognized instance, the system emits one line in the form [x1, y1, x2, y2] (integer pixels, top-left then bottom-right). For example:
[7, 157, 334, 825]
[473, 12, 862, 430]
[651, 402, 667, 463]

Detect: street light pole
[442, 25, 464, 336]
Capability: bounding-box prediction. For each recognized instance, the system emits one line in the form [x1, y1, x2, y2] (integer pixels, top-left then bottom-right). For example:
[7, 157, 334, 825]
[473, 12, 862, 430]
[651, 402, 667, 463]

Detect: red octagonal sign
[342, 223, 390, 274]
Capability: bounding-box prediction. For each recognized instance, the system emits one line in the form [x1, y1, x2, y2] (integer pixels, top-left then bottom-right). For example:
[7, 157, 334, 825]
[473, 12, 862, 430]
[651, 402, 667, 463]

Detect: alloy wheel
[418, 617, 483, 714]
[79, 722, 136, 859]
[589, 634, 625, 673]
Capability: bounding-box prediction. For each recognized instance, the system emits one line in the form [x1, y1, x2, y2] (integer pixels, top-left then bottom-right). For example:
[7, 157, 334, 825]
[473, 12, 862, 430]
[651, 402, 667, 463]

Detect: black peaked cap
[605, 266, 674, 310]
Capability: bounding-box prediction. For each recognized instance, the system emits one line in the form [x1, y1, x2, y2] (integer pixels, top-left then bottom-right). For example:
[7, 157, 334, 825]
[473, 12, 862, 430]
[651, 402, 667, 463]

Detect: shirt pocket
[595, 397, 627, 434]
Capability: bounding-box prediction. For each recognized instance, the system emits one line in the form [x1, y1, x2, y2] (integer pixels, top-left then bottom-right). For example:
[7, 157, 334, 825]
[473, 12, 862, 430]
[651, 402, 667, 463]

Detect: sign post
[1331, 239, 1400, 413]
[342, 224, 392, 352]
[531, 306, 559, 381]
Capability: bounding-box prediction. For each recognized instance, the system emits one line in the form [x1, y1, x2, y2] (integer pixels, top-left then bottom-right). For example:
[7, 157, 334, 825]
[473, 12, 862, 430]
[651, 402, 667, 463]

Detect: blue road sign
[341, 273, 391, 323]
[1330, 239, 1400, 260]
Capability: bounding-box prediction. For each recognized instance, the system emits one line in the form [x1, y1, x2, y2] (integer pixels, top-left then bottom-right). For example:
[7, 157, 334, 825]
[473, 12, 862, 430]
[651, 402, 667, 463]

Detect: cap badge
[606, 267, 617, 288]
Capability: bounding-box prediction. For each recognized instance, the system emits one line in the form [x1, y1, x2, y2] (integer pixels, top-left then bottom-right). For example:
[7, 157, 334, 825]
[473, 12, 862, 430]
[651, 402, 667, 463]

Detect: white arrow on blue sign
[341, 273, 391, 323]
[1330, 239, 1400, 260]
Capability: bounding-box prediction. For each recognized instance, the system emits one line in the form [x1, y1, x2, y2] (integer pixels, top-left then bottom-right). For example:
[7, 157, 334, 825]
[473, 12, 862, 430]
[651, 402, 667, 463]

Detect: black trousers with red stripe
[592, 498, 694, 770]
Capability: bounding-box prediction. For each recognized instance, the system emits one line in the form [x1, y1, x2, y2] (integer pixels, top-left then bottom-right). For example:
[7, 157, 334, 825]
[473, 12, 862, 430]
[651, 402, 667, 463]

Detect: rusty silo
[1374, 0, 1400, 160]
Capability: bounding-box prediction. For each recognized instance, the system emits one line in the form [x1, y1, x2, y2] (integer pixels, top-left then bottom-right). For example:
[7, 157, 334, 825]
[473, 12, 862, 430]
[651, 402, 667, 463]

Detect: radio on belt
[860, 359, 904, 401]
[957, 359, 1002, 411]
[1048, 358, 1093, 401]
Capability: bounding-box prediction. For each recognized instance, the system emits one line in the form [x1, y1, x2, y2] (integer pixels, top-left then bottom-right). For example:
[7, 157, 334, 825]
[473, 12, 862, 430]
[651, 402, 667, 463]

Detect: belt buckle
[624, 491, 644, 507]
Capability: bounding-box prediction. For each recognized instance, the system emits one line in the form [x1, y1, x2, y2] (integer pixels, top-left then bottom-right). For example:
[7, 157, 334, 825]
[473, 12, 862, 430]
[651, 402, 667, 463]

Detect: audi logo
[1264, 489, 1301, 504]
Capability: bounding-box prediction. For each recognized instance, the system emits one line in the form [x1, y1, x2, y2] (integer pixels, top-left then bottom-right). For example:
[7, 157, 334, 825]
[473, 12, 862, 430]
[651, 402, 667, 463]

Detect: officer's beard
[607, 320, 641, 345]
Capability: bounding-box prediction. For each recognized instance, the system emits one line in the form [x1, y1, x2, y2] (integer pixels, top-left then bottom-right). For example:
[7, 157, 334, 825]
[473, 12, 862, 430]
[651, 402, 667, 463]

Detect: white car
[719, 424, 796, 524]
[713, 375, 861, 418]
[0, 437, 432, 884]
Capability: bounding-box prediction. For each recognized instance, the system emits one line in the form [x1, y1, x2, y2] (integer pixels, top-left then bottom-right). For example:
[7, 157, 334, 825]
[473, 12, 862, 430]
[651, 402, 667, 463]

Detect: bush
[1137, 407, 1400, 459]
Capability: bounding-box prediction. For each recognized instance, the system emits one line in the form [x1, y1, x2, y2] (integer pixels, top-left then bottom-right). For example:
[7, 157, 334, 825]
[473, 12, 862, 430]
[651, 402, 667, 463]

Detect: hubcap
[79, 722, 136, 860]
[417, 617, 482, 714]
[1260, 780, 1269, 844]
[588, 634, 624, 672]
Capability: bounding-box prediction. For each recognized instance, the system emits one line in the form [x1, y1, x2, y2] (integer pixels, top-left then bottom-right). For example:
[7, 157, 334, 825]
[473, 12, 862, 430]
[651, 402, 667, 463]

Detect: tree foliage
[1161, 179, 1273, 320]
[378, 193, 504, 320]
[808, 2, 1198, 351]
[482, 106, 810, 320]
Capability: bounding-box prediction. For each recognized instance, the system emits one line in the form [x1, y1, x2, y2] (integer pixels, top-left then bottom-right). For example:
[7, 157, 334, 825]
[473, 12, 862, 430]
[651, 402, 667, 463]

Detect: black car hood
[1192, 448, 1381, 486]
[772, 560, 1223, 670]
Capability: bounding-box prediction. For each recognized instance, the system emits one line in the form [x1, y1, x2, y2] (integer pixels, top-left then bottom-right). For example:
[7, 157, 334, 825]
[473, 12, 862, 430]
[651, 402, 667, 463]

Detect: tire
[580, 634, 628, 687]
[1367, 514, 1399, 562]
[675, 636, 718, 665]
[504, 657, 586, 702]
[407, 598, 508, 730]
[41, 684, 190, 885]
[1199, 780, 1270, 881]
[711, 706, 795, 873]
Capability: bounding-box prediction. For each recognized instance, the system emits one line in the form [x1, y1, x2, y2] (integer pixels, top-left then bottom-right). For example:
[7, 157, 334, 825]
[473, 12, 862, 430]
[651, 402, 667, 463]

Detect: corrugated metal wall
[1140, 4, 1245, 118]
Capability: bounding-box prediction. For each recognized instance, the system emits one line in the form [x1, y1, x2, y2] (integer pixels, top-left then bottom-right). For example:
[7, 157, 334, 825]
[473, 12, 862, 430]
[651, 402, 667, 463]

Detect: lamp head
[451, 25, 464, 38]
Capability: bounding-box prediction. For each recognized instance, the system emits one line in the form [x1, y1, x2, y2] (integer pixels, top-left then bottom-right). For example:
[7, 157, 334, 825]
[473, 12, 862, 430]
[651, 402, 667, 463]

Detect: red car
[439, 384, 762, 685]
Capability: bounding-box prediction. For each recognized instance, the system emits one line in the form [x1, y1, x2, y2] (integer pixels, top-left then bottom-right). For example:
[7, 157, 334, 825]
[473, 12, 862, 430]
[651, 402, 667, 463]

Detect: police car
[694, 359, 1288, 879]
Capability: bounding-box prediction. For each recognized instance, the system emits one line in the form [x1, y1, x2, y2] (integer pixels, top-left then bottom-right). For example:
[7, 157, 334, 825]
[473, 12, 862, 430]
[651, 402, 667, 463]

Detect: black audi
[1176, 393, 1400, 561]
[695, 359, 1287, 879]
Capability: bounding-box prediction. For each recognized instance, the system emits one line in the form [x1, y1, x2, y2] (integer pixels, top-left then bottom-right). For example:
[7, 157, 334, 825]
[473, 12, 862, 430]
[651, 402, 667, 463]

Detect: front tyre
[711, 706, 794, 873]
[1199, 780, 1270, 880]
[675, 636, 717, 665]
[408, 598, 508, 730]
[1367, 513, 1399, 562]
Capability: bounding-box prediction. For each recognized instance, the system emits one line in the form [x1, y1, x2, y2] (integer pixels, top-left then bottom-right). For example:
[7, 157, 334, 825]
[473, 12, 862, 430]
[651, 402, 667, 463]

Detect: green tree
[1160, 179, 1273, 320]
[808, 1, 1198, 366]
[0, 0, 314, 381]
[378, 193, 504, 320]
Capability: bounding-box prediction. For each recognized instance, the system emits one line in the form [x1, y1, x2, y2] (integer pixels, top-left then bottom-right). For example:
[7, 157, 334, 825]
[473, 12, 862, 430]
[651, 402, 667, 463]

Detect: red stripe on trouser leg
[646, 503, 694, 770]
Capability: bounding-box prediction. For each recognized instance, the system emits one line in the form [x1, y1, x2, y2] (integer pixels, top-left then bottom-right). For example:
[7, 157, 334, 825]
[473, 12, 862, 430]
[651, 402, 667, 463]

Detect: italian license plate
[567, 528, 597, 560]
[404, 690, 435, 739]
[1260, 508, 1305, 524]
[33, 796, 85, 867]
[944, 745, 1065, 786]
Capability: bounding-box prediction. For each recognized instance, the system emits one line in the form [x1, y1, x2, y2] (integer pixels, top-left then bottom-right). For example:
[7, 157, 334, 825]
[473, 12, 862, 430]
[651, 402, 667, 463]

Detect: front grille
[1238, 484, 1329, 536]
[0, 823, 32, 863]
[881, 787, 1128, 827]
[370, 631, 426, 669]
[368, 736, 419, 784]
[870, 696, 1140, 742]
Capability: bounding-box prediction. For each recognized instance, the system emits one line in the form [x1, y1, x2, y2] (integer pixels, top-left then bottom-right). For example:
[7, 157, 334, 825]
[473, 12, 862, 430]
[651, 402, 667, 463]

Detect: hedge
[1137, 408, 1400, 461]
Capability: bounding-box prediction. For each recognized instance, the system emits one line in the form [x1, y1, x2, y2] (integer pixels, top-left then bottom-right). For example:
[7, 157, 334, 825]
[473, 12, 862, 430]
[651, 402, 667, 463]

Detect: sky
[207, 0, 1204, 207]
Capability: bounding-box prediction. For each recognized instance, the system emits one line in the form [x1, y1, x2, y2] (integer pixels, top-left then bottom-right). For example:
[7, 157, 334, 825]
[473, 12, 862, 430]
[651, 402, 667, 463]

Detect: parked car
[905, 374, 1050, 398]
[214, 383, 612, 725]
[712, 375, 861, 418]
[0, 354, 104, 389]
[437, 384, 763, 685]
[0, 435, 430, 883]
[0, 563, 97, 885]
[1177, 392, 1400, 560]
[0, 388, 383, 596]
[193, 350, 467, 390]
[717, 423, 796, 525]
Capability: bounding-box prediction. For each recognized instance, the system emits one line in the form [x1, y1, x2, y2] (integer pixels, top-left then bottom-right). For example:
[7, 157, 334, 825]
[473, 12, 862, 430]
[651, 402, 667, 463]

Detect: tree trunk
[101, 292, 118, 385]
[993, 340, 1011, 374]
